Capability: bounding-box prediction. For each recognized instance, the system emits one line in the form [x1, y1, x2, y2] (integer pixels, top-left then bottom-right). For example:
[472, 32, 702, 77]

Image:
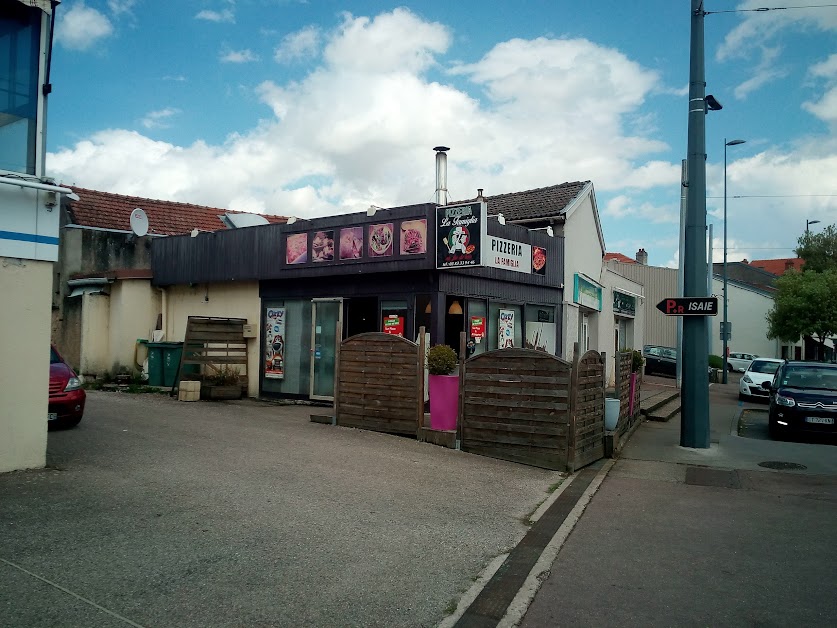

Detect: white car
[728, 352, 758, 373]
[739, 358, 783, 401]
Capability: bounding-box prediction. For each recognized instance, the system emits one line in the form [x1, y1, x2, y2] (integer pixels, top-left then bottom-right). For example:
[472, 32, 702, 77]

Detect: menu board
[382, 315, 405, 337]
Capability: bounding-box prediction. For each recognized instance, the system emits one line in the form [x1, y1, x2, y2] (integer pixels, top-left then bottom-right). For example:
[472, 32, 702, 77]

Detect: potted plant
[201, 365, 243, 400]
[427, 344, 459, 431]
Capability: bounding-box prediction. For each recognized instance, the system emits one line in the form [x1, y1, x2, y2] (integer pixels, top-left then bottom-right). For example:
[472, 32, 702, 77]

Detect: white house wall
[600, 269, 645, 386]
[710, 277, 780, 359]
[561, 192, 605, 361]
[0, 258, 51, 472]
[164, 282, 261, 397]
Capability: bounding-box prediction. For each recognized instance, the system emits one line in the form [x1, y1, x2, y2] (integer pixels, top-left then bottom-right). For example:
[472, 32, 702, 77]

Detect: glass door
[310, 298, 343, 401]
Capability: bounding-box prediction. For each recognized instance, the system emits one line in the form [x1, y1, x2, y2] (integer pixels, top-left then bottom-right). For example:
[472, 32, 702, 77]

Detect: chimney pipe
[477, 188, 483, 199]
[636, 248, 648, 265]
[434, 146, 450, 205]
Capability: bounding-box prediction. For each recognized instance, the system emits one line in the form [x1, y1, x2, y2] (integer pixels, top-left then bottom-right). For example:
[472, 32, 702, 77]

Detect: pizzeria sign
[436, 201, 487, 268]
[486, 236, 532, 274]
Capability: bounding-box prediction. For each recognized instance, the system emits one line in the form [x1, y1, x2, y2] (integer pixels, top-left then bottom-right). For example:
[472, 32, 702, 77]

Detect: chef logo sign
[436, 201, 486, 268]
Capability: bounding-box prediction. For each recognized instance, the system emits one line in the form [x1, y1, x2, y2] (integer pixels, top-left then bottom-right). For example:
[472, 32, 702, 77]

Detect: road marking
[0, 557, 147, 628]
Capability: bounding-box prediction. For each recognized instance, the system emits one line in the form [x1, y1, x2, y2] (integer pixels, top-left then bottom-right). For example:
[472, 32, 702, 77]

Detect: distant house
[711, 261, 778, 293]
[749, 257, 803, 275]
[52, 187, 286, 378]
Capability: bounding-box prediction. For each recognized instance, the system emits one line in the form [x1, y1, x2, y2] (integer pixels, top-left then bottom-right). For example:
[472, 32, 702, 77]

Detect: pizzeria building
[152, 195, 565, 401]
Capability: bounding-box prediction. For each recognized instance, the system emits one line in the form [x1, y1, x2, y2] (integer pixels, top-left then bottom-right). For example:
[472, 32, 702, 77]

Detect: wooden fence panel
[461, 348, 573, 471]
[335, 333, 422, 436]
[570, 350, 605, 471]
[614, 351, 642, 439]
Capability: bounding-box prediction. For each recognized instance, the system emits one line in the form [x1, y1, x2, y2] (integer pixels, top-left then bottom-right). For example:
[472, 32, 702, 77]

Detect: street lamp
[722, 138, 746, 385]
[806, 219, 820, 233]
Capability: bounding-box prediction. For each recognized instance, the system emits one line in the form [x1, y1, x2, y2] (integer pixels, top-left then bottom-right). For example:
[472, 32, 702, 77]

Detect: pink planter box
[429, 374, 459, 431]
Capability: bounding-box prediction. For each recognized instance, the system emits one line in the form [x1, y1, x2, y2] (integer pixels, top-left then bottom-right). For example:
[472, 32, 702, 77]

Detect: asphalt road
[0, 391, 564, 628]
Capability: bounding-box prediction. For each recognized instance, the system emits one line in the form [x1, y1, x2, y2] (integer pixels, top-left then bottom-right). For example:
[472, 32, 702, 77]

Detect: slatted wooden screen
[569, 350, 605, 471]
[174, 316, 248, 391]
[335, 333, 423, 436]
[460, 348, 573, 471]
[614, 351, 642, 439]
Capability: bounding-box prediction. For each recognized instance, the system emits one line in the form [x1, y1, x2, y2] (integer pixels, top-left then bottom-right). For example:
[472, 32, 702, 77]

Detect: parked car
[765, 361, 837, 440]
[49, 345, 85, 429]
[727, 352, 758, 373]
[739, 358, 783, 401]
[643, 345, 676, 377]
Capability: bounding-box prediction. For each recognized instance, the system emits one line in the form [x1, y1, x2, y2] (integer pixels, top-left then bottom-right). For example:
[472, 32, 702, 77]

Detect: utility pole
[682, 0, 711, 449]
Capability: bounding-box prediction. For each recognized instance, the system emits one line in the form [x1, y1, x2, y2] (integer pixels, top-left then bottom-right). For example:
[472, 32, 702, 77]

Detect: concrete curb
[439, 460, 615, 627]
[497, 459, 615, 628]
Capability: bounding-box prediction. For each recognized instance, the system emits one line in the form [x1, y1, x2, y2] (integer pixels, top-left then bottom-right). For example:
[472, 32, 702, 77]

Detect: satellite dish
[130, 208, 149, 237]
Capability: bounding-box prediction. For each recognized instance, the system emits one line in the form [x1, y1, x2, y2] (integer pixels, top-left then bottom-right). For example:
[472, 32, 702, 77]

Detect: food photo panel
[339, 227, 363, 260]
[532, 246, 547, 275]
[311, 230, 335, 262]
[400, 219, 427, 255]
[286, 233, 308, 265]
[368, 223, 394, 257]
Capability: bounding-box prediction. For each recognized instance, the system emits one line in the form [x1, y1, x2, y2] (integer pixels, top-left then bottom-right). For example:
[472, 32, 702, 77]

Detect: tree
[767, 270, 837, 356]
[796, 224, 837, 272]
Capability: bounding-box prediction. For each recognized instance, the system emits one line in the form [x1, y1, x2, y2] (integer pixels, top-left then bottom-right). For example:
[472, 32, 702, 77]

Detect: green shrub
[630, 349, 644, 373]
[426, 344, 458, 375]
[210, 365, 241, 385]
[708, 354, 723, 369]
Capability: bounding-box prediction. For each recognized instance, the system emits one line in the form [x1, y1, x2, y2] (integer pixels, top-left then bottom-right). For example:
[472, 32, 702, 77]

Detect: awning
[16, 1, 58, 14]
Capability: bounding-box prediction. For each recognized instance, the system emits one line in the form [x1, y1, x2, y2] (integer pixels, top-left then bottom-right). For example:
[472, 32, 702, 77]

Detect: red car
[49, 345, 86, 429]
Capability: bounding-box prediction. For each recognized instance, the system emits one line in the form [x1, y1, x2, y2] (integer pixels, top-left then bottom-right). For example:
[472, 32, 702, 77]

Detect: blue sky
[46, 1, 837, 267]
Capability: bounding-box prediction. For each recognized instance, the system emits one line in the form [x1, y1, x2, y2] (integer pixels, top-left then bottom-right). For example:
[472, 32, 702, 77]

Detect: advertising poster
[436, 202, 486, 268]
[498, 309, 515, 349]
[470, 316, 485, 344]
[382, 315, 405, 337]
[264, 307, 286, 379]
[368, 223, 394, 257]
[339, 227, 363, 260]
[532, 246, 547, 275]
[311, 230, 335, 262]
[525, 322, 557, 354]
[400, 219, 427, 255]
[286, 233, 308, 265]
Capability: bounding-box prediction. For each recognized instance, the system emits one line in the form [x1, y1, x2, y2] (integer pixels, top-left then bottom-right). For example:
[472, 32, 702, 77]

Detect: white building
[1, 1, 72, 472]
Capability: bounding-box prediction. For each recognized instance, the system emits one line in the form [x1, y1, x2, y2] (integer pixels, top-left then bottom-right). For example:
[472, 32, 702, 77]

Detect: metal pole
[722, 140, 729, 384]
[708, 223, 713, 360]
[676, 162, 687, 390]
[682, 0, 710, 449]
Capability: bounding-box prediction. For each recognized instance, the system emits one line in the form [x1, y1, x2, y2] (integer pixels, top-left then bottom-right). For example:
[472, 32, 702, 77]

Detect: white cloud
[220, 49, 259, 63]
[274, 26, 321, 63]
[603, 195, 679, 224]
[733, 47, 787, 100]
[140, 108, 181, 130]
[56, 2, 114, 51]
[803, 54, 837, 125]
[107, 0, 136, 16]
[196, 1, 236, 24]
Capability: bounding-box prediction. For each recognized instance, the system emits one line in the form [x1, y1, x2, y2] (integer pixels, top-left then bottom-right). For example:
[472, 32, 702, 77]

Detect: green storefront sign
[613, 290, 636, 317]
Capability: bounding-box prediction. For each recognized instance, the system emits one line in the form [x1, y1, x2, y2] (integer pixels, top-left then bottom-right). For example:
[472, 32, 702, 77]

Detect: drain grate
[758, 460, 807, 471]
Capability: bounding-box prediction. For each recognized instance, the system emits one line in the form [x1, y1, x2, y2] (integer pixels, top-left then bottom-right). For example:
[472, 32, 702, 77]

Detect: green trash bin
[146, 342, 184, 387]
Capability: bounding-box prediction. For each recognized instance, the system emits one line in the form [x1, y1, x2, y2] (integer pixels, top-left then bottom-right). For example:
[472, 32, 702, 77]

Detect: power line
[706, 4, 837, 14]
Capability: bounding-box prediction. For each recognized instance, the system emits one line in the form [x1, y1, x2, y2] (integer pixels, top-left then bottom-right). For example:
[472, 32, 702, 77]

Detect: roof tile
[453, 181, 589, 222]
[66, 187, 287, 236]
[750, 258, 803, 275]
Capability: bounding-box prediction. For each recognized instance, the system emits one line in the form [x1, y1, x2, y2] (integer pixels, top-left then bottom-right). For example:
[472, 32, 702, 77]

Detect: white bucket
[605, 398, 620, 431]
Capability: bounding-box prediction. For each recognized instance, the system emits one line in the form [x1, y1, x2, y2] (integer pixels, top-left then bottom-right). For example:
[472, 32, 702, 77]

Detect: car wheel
[738, 392, 746, 401]
[768, 419, 782, 441]
[727, 363, 735, 373]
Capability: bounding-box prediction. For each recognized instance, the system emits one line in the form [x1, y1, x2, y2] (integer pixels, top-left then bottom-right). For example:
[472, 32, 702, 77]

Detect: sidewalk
[516, 379, 837, 627]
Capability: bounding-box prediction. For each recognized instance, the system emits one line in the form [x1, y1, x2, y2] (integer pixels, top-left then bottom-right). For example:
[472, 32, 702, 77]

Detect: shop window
[415, 294, 431, 341]
[524, 305, 557, 354]
[261, 299, 311, 396]
[0, 5, 41, 175]
[345, 297, 378, 337]
[488, 302, 523, 351]
[466, 298, 488, 357]
[445, 295, 465, 353]
[381, 299, 407, 338]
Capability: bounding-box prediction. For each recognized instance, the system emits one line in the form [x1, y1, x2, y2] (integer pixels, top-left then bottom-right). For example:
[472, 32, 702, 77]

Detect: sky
[45, 0, 837, 267]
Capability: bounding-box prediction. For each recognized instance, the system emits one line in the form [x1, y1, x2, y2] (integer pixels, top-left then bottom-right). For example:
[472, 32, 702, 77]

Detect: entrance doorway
[344, 297, 378, 338]
[310, 298, 343, 401]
